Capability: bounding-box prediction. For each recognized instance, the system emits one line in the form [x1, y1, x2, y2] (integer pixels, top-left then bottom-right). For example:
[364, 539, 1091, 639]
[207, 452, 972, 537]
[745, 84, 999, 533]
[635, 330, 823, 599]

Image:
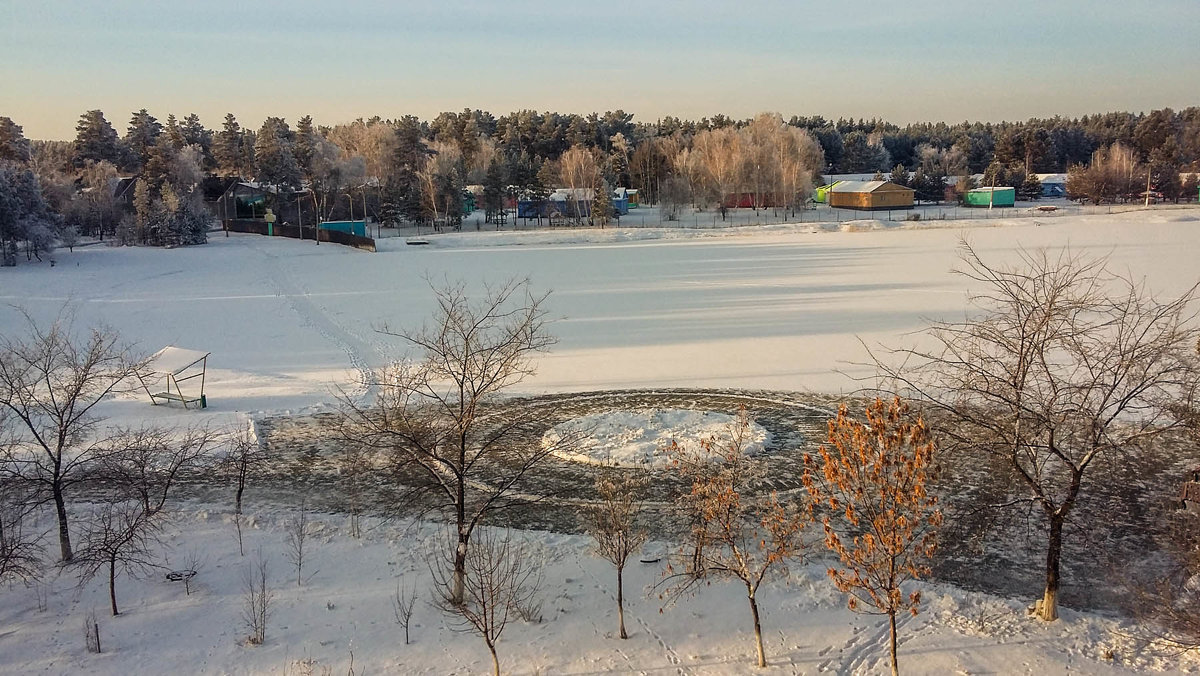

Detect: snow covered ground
[543, 409, 769, 468]
[2, 206, 1200, 673]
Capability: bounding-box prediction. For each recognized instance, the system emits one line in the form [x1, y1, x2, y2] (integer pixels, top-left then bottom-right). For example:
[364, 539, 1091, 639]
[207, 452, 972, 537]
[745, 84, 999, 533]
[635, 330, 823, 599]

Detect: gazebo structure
[138, 346, 210, 409]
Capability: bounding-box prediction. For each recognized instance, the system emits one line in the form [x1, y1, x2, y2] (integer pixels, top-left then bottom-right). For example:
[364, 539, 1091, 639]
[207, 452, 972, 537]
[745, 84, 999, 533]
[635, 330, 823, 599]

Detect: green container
[964, 187, 1016, 207]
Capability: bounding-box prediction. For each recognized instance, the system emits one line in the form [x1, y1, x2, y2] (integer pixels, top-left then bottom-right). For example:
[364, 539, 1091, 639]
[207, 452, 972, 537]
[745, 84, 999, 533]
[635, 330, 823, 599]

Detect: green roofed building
[964, 186, 1016, 207]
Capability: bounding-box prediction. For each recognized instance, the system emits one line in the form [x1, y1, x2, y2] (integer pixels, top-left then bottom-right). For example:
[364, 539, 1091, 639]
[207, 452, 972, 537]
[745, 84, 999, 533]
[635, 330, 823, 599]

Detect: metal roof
[148, 346, 210, 376]
[829, 180, 912, 193]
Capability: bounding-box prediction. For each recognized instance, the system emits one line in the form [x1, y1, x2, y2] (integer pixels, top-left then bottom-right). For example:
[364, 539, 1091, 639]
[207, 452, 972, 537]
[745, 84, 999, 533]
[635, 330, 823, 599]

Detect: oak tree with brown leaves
[662, 408, 811, 668]
[803, 397, 941, 676]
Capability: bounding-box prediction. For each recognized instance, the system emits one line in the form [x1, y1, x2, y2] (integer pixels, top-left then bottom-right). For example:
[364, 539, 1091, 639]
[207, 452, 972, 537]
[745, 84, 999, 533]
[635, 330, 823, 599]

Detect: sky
[2, 0, 1199, 140]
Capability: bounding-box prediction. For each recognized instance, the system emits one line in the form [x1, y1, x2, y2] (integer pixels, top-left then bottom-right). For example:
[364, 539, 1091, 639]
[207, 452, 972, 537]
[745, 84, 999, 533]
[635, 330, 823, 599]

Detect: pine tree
[72, 110, 124, 169]
[214, 113, 244, 177]
[889, 163, 908, 186]
[1183, 173, 1199, 202]
[591, 181, 613, 228]
[0, 117, 31, 164]
[164, 114, 186, 150]
[0, 164, 59, 265]
[1021, 172, 1043, 200]
[389, 115, 431, 223]
[124, 109, 162, 172]
[253, 118, 301, 188]
[294, 115, 317, 182]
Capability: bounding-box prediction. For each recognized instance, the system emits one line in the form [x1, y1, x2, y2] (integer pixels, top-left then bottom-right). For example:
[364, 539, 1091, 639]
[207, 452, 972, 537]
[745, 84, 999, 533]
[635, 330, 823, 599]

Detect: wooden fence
[222, 219, 376, 252]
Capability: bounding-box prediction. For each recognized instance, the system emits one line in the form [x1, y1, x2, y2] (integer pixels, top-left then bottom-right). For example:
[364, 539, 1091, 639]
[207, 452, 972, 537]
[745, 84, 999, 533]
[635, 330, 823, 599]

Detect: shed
[964, 186, 1016, 207]
[828, 181, 914, 210]
[1034, 174, 1067, 198]
[138, 346, 209, 409]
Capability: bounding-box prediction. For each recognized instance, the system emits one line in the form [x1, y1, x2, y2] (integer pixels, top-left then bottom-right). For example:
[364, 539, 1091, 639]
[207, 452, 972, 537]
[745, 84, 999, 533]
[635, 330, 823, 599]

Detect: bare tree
[431, 528, 542, 676]
[98, 425, 215, 517]
[242, 554, 273, 645]
[340, 278, 578, 606]
[691, 127, 745, 220]
[660, 408, 812, 668]
[335, 442, 373, 538]
[0, 310, 146, 561]
[559, 145, 601, 226]
[803, 398, 942, 676]
[284, 500, 314, 586]
[220, 424, 268, 555]
[74, 499, 162, 616]
[392, 580, 418, 645]
[584, 471, 648, 639]
[0, 487, 42, 583]
[876, 242, 1200, 621]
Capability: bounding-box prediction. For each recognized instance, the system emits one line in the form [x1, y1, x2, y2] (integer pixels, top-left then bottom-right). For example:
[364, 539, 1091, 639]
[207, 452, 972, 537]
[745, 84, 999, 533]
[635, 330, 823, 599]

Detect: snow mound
[543, 408, 769, 468]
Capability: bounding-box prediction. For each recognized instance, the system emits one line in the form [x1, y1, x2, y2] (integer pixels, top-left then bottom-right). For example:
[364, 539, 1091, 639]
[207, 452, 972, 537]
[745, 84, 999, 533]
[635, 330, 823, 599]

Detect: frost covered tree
[0, 117, 31, 164]
[214, 113, 246, 176]
[803, 398, 942, 676]
[71, 110, 125, 169]
[585, 471, 648, 639]
[0, 311, 146, 561]
[662, 408, 811, 668]
[253, 117, 301, 189]
[340, 279, 580, 606]
[876, 242, 1200, 622]
[124, 109, 162, 171]
[0, 163, 60, 265]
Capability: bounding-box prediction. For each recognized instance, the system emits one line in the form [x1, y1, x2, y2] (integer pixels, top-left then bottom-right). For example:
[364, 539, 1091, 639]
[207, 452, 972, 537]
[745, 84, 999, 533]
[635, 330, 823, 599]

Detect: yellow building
[828, 180, 915, 210]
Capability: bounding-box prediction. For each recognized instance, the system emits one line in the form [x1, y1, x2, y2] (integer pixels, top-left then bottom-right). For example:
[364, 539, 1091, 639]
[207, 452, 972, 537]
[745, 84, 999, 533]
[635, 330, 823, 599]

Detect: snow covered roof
[968, 186, 1015, 193]
[550, 188, 594, 201]
[1033, 173, 1067, 184]
[148, 346, 209, 376]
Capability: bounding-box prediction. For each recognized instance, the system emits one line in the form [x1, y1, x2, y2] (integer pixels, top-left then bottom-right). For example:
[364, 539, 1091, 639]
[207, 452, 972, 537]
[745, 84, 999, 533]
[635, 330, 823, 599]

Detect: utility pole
[1145, 169, 1152, 208]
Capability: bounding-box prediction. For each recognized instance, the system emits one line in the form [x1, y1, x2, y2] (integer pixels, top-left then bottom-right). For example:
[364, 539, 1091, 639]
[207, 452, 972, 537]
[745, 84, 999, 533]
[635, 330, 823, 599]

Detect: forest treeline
[1, 107, 1199, 261]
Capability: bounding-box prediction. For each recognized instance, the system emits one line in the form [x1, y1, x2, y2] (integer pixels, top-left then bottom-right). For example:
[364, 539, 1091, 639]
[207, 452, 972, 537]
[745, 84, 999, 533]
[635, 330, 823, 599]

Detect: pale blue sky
[2, 0, 1198, 140]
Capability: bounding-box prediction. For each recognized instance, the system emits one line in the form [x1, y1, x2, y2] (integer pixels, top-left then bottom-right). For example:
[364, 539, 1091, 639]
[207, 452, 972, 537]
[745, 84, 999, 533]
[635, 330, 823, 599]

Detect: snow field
[2, 207, 1200, 673]
[2, 505, 1195, 675]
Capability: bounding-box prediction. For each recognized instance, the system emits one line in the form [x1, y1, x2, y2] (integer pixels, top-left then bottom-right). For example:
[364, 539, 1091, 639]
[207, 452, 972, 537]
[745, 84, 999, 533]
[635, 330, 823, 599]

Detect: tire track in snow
[251, 241, 385, 406]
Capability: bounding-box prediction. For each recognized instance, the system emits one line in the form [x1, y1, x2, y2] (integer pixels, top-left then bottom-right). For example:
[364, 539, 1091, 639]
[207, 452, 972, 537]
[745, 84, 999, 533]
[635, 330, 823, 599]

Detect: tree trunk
[109, 558, 119, 616]
[617, 565, 627, 639]
[888, 610, 899, 676]
[453, 528, 468, 606]
[488, 643, 500, 676]
[748, 593, 766, 668]
[1038, 515, 1064, 621]
[54, 487, 72, 562]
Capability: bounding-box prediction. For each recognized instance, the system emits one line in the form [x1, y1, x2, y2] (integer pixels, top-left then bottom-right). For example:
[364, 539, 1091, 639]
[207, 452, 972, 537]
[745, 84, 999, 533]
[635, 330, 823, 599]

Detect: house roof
[830, 180, 913, 193]
[968, 186, 1015, 194]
